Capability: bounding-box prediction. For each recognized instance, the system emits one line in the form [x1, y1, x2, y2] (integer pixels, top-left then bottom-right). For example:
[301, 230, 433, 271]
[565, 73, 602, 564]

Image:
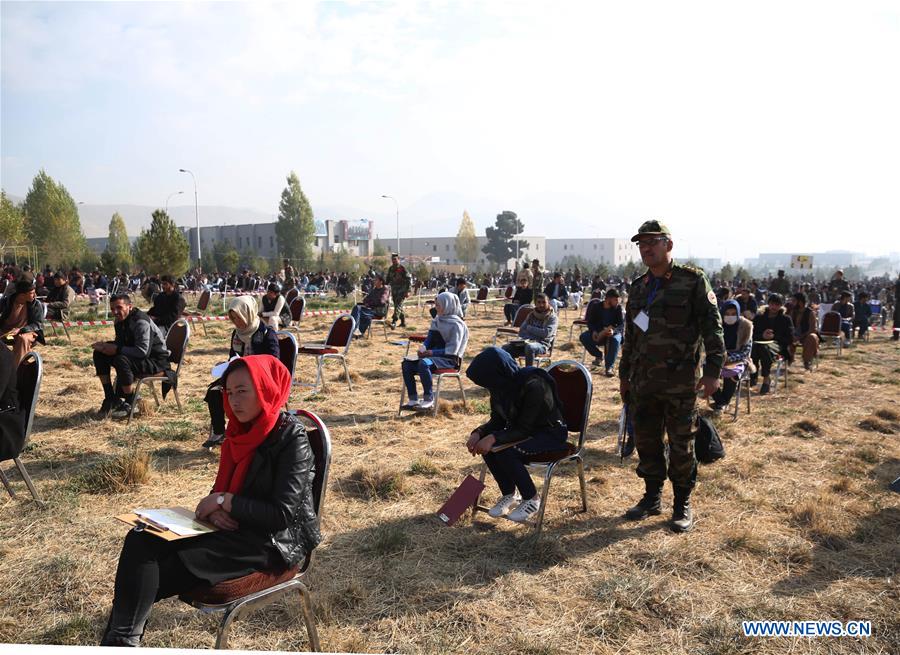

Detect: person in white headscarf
[400, 291, 469, 411]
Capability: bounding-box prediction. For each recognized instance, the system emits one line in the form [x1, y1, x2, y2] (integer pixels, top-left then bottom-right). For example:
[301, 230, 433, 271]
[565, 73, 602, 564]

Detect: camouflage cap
[630, 219, 672, 242]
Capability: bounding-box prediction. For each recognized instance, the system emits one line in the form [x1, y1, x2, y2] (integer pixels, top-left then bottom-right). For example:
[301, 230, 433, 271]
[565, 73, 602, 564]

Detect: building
[544, 238, 640, 269]
[749, 251, 864, 272]
[376, 236, 546, 270]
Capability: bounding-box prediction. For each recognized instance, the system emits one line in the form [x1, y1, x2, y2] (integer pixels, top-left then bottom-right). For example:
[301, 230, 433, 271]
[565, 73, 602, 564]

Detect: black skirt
[175, 528, 282, 585]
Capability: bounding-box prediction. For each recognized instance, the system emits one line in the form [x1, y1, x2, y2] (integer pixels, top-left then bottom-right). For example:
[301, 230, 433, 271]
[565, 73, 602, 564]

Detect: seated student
[0, 341, 27, 465]
[568, 276, 583, 310]
[92, 294, 172, 419]
[853, 291, 873, 340]
[543, 272, 569, 312]
[100, 355, 320, 647]
[464, 347, 568, 523]
[711, 300, 753, 413]
[259, 282, 292, 329]
[736, 287, 758, 320]
[834, 291, 855, 346]
[0, 280, 45, 367]
[751, 293, 794, 395]
[503, 279, 533, 324]
[579, 288, 625, 376]
[788, 291, 819, 371]
[400, 291, 469, 411]
[45, 272, 76, 320]
[146, 275, 187, 332]
[501, 293, 557, 367]
[203, 296, 280, 448]
[453, 278, 470, 317]
[350, 275, 390, 337]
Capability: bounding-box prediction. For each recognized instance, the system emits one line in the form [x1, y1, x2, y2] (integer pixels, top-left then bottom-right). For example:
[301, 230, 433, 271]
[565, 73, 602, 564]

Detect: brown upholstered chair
[182, 288, 211, 336]
[493, 304, 533, 345]
[296, 314, 355, 392]
[275, 331, 299, 406]
[0, 351, 44, 503]
[180, 409, 332, 651]
[127, 319, 190, 424]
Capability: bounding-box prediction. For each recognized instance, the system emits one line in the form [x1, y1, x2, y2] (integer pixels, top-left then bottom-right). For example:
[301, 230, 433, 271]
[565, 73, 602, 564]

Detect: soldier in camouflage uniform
[619, 220, 725, 532]
[386, 253, 412, 329]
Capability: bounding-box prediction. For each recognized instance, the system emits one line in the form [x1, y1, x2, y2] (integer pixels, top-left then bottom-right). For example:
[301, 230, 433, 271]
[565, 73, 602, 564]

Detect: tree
[22, 169, 87, 267]
[0, 191, 26, 252]
[133, 209, 190, 276]
[213, 239, 240, 273]
[482, 210, 527, 268]
[454, 211, 478, 264]
[372, 240, 388, 257]
[275, 171, 316, 269]
[719, 263, 735, 281]
[100, 212, 133, 274]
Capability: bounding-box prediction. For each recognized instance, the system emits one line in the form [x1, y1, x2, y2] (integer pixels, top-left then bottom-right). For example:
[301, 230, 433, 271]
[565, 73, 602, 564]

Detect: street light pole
[381, 194, 399, 255]
[179, 168, 200, 266]
[165, 190, 184, 216]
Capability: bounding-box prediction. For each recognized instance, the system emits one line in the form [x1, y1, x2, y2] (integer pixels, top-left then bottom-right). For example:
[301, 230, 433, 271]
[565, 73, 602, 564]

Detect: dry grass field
[1, 298, 898, 654]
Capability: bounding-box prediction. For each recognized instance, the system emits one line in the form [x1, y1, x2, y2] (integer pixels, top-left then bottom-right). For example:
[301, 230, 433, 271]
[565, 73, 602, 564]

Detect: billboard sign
[790, 255, 814, 270]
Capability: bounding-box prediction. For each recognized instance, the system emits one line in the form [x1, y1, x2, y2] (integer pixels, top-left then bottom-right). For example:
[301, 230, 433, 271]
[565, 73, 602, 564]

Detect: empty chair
[0, 351, 44, 503]
[296, 315, 355, 392]
[183, 289, 212, 336]
[127, 319, 190, 424]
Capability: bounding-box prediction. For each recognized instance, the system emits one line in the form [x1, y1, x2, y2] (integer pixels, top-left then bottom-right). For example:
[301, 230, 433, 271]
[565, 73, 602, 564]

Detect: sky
[2, 1, 899, 262]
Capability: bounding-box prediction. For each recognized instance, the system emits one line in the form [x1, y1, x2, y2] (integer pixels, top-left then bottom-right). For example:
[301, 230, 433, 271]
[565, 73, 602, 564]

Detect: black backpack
[695, 415, 725, 464]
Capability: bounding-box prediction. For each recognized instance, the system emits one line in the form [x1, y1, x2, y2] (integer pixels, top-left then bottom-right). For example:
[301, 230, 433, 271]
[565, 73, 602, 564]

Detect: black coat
[0, 343, 26, 462]
[147, 291, 186, 330]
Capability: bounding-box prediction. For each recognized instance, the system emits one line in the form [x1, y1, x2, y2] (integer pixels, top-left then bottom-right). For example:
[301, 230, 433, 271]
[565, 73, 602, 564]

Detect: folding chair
[180, 409, 331, 651]
[1, 351, 44, 503]
[275, 331, 299, 402]
[721, 362, 751, 421]
[288, 297, 306, 337]
[493, 304, 533, 345]
[183, 288, 212, 337]
[771, 354, 788, 392]
[366, 296, 391, 341]
[819, 311, 843, 356]
[284, 287, 300, 306]
[470, 286, 491, 315]
[472, 360, 592, 534]
[297, 315, 355, 393]
[127, 319, 190, 424]
[569, 299, 601, 342]
[398, 355, 467, 417]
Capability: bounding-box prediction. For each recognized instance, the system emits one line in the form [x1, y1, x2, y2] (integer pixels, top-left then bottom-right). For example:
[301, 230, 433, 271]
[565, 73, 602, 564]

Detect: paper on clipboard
[134, 508, 217, 536]
[211, 356, 240, 379]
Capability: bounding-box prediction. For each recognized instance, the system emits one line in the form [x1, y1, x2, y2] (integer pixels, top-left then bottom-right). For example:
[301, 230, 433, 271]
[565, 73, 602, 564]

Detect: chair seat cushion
[524, 443, 577, 463]
[496, 327, 517, 334]
[298, 346, 338, 355]
[408, 334, 427, 342]
[434, 368, 460, 375]
[572, 319, 587, 325]
[182, 566, 299, 605]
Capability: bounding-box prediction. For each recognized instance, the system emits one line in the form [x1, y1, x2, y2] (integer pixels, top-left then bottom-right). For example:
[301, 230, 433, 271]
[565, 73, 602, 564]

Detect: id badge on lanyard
[634, 279, 661, 333]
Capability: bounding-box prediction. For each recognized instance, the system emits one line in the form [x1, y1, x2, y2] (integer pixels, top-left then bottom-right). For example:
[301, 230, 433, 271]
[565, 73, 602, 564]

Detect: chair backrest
[287, 409, 332, 572]
[275, 331, 298, 379]
[165, 319, 191, 372]
[821, 311, 842, 335]
[290, 296, 305, 322]
[285, 287, 299, 305]
[325, 314, 355, 352]
[196, 289, 211, 312]
[16, 351, 43, 451]
[547, 360, 593, 452]
[504, 285, 514, 299]
[476, 286, 489, 301]
[512, 303, 534, 328]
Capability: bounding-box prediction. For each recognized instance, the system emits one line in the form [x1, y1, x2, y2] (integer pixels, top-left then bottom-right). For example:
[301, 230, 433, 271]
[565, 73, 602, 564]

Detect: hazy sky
[2, 1, 899, 261]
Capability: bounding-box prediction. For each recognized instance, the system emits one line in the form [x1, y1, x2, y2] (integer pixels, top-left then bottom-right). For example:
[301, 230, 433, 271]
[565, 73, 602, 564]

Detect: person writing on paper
[400, 291, 469, 411]
[101, 355, 320, 647]
[464, 347, 568, 524]
[202, 296, 279, 448]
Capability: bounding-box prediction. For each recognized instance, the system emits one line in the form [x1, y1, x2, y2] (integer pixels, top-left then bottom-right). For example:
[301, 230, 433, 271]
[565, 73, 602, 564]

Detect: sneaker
[591, 357, 603, 369]
[759, 382, 770, 395]
[488, 492, 522, 518]
[401, 398, 420, 410]
[604, 367, 615, 378]
[418, 397, 435, 410]
[507, 497, 542, 523]
[202, 433, 225, 448]
[804, 361, 814, 371]
[111, 399, 136, 419]
[96, 397, 115, 419]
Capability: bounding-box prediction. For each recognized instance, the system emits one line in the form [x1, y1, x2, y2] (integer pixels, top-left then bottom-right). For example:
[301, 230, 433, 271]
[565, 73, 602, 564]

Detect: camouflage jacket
[387, 264, 412, 295]
[619, 261, 725, 396]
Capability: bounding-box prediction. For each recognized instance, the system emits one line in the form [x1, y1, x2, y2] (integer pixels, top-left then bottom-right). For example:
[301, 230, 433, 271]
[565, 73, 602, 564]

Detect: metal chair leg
[398, 383, 406, 417]
[471, 462, 488, 519]
[0, 467, 16, 498]
[14, 458, 42, 503]
[342, 358, 352, 391]
[458, 375, 467, 410]
[173, 385, 182, 411]
[127, 379, 144, 425]
[433, 374, 443, 417]
[576, 457, 587, 512]
[215, 602, 242, 650]
[150, 383, 161, 407]
[532, 464, 555, 536]
[296, 582, 321, 652]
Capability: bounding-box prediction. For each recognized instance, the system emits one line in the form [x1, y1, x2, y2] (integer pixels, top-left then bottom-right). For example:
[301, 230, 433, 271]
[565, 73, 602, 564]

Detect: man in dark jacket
[543, 272, 569, 312]
[0, 279, 44, 366]
[751, 293, 794, 394]
[92, 294, 171, 419]
[351, 275, 390, 337]
[147, 275, 186, 331]
[579, 289, 625, 376]
[45, 272, 76, 320]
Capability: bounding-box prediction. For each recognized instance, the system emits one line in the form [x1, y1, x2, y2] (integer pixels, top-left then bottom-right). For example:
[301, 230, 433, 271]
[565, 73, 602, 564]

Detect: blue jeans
[351, 304, 374, 334]
[840, 320, 852, 340]
[580, 330, 621, 368]
[501, 341, 548, 367]
[401, 359, 435, 400]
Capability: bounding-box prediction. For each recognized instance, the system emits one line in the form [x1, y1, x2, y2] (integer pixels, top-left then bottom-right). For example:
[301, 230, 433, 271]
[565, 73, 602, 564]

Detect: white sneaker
[507, 497, 542, 523]
[488, 492, 521, 518]
[418, 397, 435, 410]
[401, 399, 420, 410]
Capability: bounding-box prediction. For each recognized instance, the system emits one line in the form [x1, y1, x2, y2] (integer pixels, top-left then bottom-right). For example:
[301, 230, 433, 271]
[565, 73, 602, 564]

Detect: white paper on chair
[211, 356, 240, 378]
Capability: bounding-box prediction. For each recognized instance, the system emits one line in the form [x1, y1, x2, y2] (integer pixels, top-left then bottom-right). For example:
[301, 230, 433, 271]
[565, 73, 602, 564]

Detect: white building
[545, 238, 640, 269]
[377, 236, 546, 270]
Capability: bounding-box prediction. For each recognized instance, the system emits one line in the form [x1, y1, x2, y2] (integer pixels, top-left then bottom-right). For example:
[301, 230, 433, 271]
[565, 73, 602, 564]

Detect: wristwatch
[216, 494, 226, 506]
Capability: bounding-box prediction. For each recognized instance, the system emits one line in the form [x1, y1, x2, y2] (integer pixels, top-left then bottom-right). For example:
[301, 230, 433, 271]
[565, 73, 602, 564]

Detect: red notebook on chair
[437, 475, 486, 526]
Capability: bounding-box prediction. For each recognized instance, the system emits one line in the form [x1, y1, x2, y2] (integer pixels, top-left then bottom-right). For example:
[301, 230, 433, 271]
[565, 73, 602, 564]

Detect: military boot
[671, 486, 694, 533]
[624, 480, 663, 520]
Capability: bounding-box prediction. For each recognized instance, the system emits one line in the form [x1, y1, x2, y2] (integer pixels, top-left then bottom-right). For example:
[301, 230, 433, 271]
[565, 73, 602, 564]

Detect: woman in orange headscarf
[101, 355, 320, 647]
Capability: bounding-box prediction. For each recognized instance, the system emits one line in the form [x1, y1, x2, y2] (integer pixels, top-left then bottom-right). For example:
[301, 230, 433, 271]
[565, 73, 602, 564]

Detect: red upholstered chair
[127, 319, 190, 424]
[569, 298, 601, 342]
[470, 286, 491, 315]
[297, 314, 355, 392]
[284, 287, 299, 306]
[398, 334, 467, 417]
[819, 310, 843, 356]
[504, 285, 514, 299]
[493, 304, 533, 345]
[183, 288, 211, 336]
[275, 331, 299, 405]
[287, 296, 306, 338]
[1, 351, 44, 503]
[472, 360, 592, 534]
[180, 410, 332, 651]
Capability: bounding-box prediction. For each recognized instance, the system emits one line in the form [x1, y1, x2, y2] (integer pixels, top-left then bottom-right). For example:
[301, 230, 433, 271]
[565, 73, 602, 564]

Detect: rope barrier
[47, 308, 350, 330]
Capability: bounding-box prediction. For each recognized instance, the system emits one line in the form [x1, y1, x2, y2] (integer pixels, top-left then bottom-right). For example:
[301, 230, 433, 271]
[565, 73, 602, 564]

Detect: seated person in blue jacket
[203, 296, 279, 448]
[350, 275, 389, 337]
[579, 288, 624, 376]
[400, 291, 469, 411]
[503, 279, 534, 324]
[100, 355, 321, 647]
[453, 277, 470, 317]
[543, 272, 569, 312]
[710, 300, 753, 413]
[834, 291, 855, 345]
[465, 347, 568, 523]
[853, 291, 873, 339]
[501, 293, 557, 366]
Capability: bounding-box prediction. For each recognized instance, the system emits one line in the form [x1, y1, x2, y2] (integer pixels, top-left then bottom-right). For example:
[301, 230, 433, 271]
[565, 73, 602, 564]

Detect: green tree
[0, 191, 26, 252]
[133, 209, 190, 276]
[275, 171, 315, 268]
[482, 210, 526, 268]
[454, 210, 478, 264]
[212, 239, 240, 273]
[372, 240, 388, 257]
[719, 263, 735, 281]
[100, 212, 133, 274]
[22, 169, 87, 267]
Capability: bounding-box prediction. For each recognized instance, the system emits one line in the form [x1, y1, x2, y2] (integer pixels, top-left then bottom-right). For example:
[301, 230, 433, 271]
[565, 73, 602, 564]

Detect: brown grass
[1, 300, 899, 653]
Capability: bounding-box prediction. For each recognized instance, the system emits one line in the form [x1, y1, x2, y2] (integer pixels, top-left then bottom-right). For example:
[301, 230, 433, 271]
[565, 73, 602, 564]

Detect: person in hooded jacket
[710, 299, 753, 413]
[400, 291, 469, 412]
[100, 355, 320, 647]
[465, 347, 569, 524]
[203, 296, 279, 448]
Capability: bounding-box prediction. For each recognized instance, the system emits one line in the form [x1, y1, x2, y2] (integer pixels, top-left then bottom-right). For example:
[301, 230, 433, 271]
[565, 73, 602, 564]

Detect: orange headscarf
[213, 355, 292, 494]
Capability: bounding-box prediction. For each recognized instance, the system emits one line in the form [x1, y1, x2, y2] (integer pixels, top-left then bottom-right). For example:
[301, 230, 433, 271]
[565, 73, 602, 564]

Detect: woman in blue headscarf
[711, 299, 753, 413]
[465, 347, 568, 523]
[400, 291, 469, 411]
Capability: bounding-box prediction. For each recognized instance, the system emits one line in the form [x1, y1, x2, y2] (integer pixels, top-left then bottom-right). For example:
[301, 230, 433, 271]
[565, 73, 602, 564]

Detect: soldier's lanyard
[634, 277, 661, 333]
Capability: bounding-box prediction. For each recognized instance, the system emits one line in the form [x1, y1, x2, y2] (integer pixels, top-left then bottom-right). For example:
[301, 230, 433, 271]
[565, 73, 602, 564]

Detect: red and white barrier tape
[47, 309, 349, 330]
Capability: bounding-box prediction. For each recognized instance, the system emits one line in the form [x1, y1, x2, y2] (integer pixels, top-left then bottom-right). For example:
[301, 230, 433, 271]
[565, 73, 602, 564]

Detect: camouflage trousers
[632, 393, 698, 489]
[391, 292, 407, 325]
